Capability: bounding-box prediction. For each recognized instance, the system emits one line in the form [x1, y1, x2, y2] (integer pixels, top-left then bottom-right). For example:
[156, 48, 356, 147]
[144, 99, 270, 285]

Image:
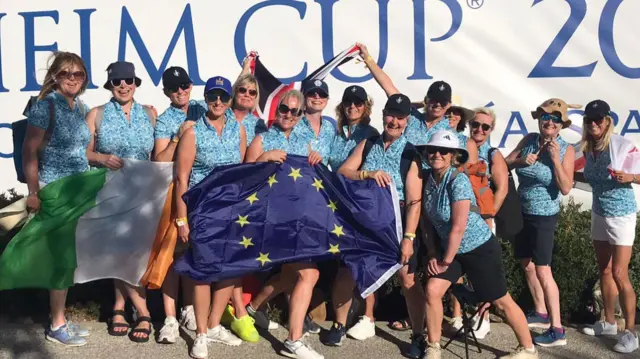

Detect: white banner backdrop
[1, 0, 639, 208]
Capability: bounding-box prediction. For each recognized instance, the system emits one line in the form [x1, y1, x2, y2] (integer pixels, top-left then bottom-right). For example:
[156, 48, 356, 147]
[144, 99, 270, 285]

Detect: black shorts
[432, 237, 507, 302]
[513, 213, 559, 266]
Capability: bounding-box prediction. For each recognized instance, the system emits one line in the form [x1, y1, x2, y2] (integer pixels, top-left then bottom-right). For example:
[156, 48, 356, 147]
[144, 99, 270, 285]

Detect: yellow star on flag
[311, 178, 324, 192]
[328, 243, 340, 254]
[267, 174, 278, 188]
[331, 224, 345, 237]
[236, 215, 250, 227]
[240, 236, 254, 249]
[256, 252, 271, 266]
[288, 167, 302, 182]
[327, 199, 338, 213]
[246, 192, 259, 205]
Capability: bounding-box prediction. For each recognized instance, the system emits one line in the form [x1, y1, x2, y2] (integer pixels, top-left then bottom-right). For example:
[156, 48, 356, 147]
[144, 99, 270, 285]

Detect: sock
[208, 325, 221, 332]
[537, 312, 549, 319]
[525, 346, 536, 353]
[50, 323, 64, 331]
[246, 304, 257, 315]
[553, 327, 564, 334]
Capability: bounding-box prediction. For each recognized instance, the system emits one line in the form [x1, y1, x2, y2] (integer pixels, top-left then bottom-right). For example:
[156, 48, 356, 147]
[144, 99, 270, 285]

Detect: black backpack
[488, 147, 523, 239]
[358, 136, 419, 186]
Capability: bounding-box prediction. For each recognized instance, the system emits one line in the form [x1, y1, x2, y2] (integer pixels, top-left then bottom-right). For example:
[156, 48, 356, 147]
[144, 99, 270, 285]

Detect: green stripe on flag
[0, 169, 107, 290]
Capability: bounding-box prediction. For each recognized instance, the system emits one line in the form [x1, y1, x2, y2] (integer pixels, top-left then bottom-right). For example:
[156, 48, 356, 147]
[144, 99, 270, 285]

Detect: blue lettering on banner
[0, 13, 7, 92]
[118, 4, 204, 86]
[234, 0, 308, 83]
[20, 10, 59, 91]
[599, 0, 640, 79]
[0, 123, 11, 158]
[75, 9, 97, 89]
[621, 110, 640, 136]
[498, 111, 528, 148]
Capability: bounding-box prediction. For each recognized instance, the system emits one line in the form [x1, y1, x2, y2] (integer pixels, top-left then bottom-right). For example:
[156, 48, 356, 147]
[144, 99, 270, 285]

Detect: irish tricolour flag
[0, 160, 178, 290]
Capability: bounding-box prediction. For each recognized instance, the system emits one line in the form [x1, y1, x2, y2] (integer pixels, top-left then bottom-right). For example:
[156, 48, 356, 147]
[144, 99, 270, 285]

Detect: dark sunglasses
[56, 70, 86, 81]
[110, 78, 135, 87]
[540, 113, 563, 124]
[278, 104, 302, 117]
[343, 99, 364, 107]
[583, 116, 606, 125]
[427, 99, 449, 108]
[237, 86, 258, 97]
[167, 83, 191, 93]
[206, 90, 231, 103]
[425, 146, 455, 155]
[306, 91, 328, 99]
[470, 121, 492, 131]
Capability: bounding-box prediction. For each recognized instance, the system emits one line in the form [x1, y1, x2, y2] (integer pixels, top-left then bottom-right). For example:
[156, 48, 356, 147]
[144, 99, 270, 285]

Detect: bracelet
[175, 217, 187, 227]
[171, 135, 180, 143]
[28, 191, 38, 197]
[364, 55, 374, 63]
[360, 170, 368, 180]
[403, 232, 416, 239]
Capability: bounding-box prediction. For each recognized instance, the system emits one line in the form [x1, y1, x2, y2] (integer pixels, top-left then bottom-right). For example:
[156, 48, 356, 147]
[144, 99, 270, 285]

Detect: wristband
[28, 191, 38, 197]
[404, 232, 416, 239]
[171, 135, 180, 143]
[403, 235, 415, 242]
[175, 217, 187, 227]
[364, 55, 374, 63]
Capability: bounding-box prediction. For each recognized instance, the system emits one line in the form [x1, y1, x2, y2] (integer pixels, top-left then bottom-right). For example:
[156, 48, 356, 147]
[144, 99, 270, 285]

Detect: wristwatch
[175, 217, 187, 227]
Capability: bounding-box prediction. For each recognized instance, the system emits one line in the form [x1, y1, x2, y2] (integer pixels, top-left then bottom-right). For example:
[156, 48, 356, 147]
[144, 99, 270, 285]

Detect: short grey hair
[472, 107, 497, 128]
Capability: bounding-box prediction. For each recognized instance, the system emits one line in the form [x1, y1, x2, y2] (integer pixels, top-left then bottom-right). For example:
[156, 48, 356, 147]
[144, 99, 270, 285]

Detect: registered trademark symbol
[467, 0, 484, 9]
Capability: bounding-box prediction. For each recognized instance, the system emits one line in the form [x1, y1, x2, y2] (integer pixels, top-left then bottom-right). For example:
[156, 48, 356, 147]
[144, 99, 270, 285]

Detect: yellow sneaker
[231, 314, 260, 343]
[221, 304, 235, 327]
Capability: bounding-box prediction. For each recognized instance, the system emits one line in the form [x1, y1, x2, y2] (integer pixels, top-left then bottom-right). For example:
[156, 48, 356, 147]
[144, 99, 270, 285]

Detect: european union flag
[174, 155, 403, 297]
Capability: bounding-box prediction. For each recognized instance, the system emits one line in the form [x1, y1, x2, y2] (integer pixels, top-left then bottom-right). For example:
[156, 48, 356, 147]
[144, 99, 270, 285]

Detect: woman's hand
[613, 170, 635, 184]
[400, 238, 414, 265]
[100, 154, 124, 170]
[178, 121, 196, 138]
[520, 153, 538, 166]
[427, 258, 449, 276]
[26, 193, 40, 213]
[547, 139, 562, 165]
[356, 42, 370, 59]
[262, 150, 287, 163]
[368, 170, 392, 187]
[178, 222, 190, 243]
[308, 151, 323, 166]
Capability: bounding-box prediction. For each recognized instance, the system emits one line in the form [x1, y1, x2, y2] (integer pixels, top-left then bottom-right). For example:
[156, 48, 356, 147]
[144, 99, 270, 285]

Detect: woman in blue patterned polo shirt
[23, 51, 91, 347]
[577, 100, 638, 354]
[421, 130, 537, 359]
[505, 98, 576, 347]
[227, 52, 267, 144]
[331, 94, 425, 359]
[174, 76, 251, 359]
[84, 61, 157, 343]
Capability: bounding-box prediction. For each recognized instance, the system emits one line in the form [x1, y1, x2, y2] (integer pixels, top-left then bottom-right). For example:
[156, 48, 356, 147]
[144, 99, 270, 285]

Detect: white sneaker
[425, 342, 441, 359]
[190, 333, 208, 359]
[613, 330, 639, 353]
[206, 325, 242, 346]
[157, 316, 180, 344]
[499, 346, 539, 358]
[450, 317, 463, 331]
[281, 339, 324, 359]
[581, 321, 617, 336]
[470, 315, 490, 339]
[181, 305, 197, 331]
[346, 316, 376, 340]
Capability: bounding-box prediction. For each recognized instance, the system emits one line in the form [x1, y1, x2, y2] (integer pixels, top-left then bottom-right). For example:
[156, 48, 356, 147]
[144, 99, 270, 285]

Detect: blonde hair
[278, 89, 304, 113]
[335, 98, 374, 137]
[579, 115, 615, 153]
[232, 74, 260, 111]
[38, 51, 89, 100]
[472, 107, 497, 128]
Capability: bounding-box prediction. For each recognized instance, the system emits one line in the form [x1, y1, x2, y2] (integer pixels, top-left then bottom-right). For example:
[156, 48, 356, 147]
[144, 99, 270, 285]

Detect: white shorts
[591, 212, 637, 246]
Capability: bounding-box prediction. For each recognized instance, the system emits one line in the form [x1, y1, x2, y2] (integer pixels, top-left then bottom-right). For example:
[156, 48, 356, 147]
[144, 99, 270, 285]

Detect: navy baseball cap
[584, 100, 611, 119]
[204, 76, 232, 96]
[426, 80, 452, 104]
[162, 66, 192, 89]
[302, 79, 329, 96]
[342, 85, 368, 102]
[383, 93, 411, 117]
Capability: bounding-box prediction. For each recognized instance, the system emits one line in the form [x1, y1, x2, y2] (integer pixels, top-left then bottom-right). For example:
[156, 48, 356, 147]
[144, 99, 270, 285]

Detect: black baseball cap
[342, 85, 367, 102]
[301, 79, 329, 97]
[584, 99, 611, 119]
[426, 80, 452, 104]
[383, 93, 411, 117]
[162, 66, 192, 89]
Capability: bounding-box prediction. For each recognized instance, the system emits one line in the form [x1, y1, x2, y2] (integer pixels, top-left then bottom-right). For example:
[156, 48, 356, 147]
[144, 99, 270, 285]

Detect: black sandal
[108, 310, 129, 337]
[128, 316, 152, 343]
[388, 319, 412, 331]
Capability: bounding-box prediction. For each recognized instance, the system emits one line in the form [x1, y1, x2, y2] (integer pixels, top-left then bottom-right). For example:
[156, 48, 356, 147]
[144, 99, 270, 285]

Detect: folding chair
[442, 283, 491, 359]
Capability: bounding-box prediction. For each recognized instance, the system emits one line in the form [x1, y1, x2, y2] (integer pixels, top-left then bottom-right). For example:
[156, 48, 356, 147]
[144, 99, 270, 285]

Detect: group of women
[21, 42, 639, 359]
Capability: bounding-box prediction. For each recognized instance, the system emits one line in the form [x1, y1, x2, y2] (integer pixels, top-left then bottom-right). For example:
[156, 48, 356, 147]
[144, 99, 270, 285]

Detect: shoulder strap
[487, 147, 497, 173]
[94, 105, 105, 133]
[358, 135, 378, 170]
[446, 169, 481, 214]
[143, 105, 156, 128]
[38, 98, 56, 154]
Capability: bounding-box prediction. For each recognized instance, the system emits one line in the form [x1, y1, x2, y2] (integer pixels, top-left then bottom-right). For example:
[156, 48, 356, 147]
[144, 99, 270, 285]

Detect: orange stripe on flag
[140, 182, 178, 289]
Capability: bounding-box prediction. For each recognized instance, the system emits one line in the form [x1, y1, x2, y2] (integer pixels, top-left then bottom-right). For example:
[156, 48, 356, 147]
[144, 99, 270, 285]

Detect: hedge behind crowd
[0, 190, 638, 324]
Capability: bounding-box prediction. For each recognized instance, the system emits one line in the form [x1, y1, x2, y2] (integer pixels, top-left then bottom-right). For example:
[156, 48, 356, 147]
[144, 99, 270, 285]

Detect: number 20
[528, 0, 639, 79]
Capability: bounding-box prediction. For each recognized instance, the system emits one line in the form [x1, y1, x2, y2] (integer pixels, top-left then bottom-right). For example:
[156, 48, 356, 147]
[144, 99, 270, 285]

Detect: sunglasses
[56, 70, 86, 81]
[540, 113, 563, 124]
[427, 99, 449, 108]
[583, 116, 606, 126]
[110, 78, 135, 87]
[237, 86, 258, 97]
[425, 146, 455, 155]
[206, 90, 231, 103]
[343, 99, 365, 108]
[167, 83, 191, 93]
[278, 104, 302, 117]
[306, 90, 329, 99]
[470, 121, 492, 132]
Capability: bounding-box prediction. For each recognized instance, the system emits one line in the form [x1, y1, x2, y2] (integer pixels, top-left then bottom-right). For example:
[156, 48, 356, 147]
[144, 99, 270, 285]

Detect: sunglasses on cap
[278, 104, 302, 117]
[583, 116, 606, 126]
[343, 99, 364, 107]
[167, 83, 191, 93]
[206, 90, 231, 103]
[425, 146, 455, 155]
[237, 86, 258, 97]
[539, 113, 563, 124]
[306, 90, 329, 99]
[110, 78, 135, 87]
[470, 121, 492, 132]
[56, 70, 86, 81]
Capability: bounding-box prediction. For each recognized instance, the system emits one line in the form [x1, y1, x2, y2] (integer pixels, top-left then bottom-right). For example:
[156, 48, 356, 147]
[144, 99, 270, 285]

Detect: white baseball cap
[421, 130, 469, 164]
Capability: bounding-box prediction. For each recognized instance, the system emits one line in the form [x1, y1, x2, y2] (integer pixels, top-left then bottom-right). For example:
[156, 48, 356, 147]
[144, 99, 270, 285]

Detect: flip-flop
[388, 319, 411, 331]
[108, 310, 129, 337]
[128, 316, 152, 343]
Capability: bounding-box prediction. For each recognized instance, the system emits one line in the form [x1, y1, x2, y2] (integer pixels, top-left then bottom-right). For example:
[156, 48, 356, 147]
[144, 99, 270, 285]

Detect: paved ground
[0, 321, 637, 359]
